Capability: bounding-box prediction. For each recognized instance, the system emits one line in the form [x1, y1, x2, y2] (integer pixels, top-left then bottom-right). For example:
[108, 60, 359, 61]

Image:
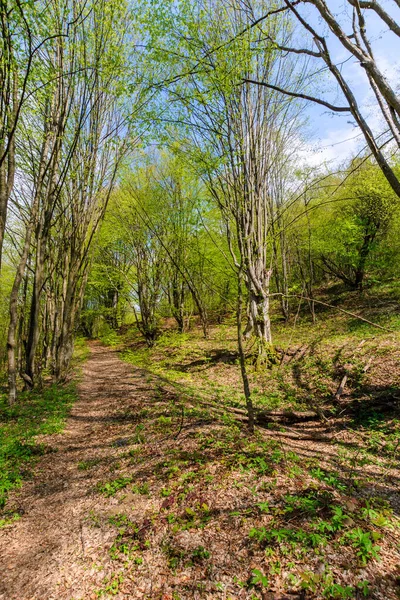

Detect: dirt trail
[0, 343, 152, 600]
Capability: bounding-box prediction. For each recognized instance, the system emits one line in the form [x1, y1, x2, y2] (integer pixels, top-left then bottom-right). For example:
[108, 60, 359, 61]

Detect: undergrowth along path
[0, 341, 399, 599]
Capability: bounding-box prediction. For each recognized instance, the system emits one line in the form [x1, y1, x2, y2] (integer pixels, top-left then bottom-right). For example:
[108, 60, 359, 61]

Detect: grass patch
[0, 384, 78, 509]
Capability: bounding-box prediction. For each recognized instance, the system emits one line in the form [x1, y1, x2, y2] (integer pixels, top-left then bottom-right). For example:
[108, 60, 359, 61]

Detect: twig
[174, 404, 185, 440]
[334, 341, 372, 404]
[270, 293, 394, 332]
[80, 522, 85, 557]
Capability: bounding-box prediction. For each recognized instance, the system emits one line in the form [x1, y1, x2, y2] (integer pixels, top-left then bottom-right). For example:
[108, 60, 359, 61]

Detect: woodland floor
[0, 320, 400, 599]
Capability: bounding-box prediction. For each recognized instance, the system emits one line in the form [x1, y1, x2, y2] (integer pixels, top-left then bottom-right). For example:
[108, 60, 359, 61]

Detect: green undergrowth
[90, 417, 399, 598]
[88, 295, 400, 597]
[114, 311, 397, 404]
[0, 383, 78, 514]
[72, 336, 91, 367]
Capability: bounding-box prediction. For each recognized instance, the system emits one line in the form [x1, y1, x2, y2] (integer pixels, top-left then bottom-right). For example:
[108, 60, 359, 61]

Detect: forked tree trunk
[243, 268, 273, 362]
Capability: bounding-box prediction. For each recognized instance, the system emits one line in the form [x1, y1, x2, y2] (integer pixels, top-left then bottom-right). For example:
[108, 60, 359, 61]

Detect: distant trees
[114, 177, 167, 347]
[132, 0, 310, 429]
[85, 155, 235, 346]
[146, 0, 307, 352]
[308, 160, 399, 291]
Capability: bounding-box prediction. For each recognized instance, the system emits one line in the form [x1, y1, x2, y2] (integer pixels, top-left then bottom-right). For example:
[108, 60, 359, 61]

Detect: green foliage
[298, 570, 370, 598]
[131, 481, 150, 495]
[191, 545, 210, 561]
[283, 490, 332, 516]
[98, 325, 122, 348]
[305, 159, 400, 289]
[72, 338, 91, 366]
[95, 573, 125, 597]
[97, 477, 133, 497]
[0, 512, 20, 529]
[310, 467, 347, 491]
[343, 528, 381, 565]
[77, 458, 101, 471]
[250, 569, 269, 588]
[249, 525, 328, 548]
[322, 581, 356, 598]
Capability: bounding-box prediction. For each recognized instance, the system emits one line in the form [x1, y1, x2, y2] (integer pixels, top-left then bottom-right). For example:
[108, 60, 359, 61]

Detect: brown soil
[0, 342, 399, 600]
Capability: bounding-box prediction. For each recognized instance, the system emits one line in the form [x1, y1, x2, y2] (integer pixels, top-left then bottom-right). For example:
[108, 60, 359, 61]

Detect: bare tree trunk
[168, 278, 186, 333]
[7, 111, 52, 402]
[0, 43, 17, 274]
[244, 266, 273, 362]
[25, 234, 46, 385]
[7, 204, 40, 402]
[237, 268, 254, 433]
[55, 264, 78, 380]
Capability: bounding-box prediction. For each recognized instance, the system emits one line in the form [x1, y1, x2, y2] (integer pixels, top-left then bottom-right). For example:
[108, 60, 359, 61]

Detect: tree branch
[242, 79, 351, 112]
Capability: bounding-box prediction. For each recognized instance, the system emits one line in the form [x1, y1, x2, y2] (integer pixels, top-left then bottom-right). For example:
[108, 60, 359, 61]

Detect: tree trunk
[237, 268, 254, 433]
[7, 208, 40, 403]
[243, 268, 273, 360]
[0, 65, 17, 274]
[355, 230, 376, 291]
[25, 233, 46, 385]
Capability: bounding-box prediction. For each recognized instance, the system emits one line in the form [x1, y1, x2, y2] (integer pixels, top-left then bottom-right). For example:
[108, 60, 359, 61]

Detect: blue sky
[294, 0, 400, 167]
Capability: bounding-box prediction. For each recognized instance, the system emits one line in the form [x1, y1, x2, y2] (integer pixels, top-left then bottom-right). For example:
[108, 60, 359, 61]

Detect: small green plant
[357, 580, 371, 597]
[96, 572, 124, 596]
[97, 476, 132, 497]
[360, 502, 393, 528]
[162, 542, 185, 570]
[158, 415, 172, 426]
[131, 481, 149, 495]
[86, 510, 102, 528]
[77, 458, 101, 470]
[310, 467, 347, 491]
[108, 513, 134, 528]
[283, 490, 332, 516]
[191, 545, 210, 561]
[315, 506, 349, 534]
[250, 569, 269, 588]
[132, 424, 146, 444]
[0, 512, 20, 528]
[343, 528, 381, 565]
[249, 526, 327, 548]
[322, 582, 354, 598]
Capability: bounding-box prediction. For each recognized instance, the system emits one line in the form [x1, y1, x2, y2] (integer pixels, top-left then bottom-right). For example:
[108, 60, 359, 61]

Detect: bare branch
[242, 78, 351, 112]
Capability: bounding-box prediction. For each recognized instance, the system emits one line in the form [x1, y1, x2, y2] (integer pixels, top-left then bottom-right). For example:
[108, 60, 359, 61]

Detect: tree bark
[237, 268, 255, 433]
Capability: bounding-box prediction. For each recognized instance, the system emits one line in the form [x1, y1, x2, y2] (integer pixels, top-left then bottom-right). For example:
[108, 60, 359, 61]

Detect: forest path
[1, 342, 399, 599]
[0, 342, 153, 600]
